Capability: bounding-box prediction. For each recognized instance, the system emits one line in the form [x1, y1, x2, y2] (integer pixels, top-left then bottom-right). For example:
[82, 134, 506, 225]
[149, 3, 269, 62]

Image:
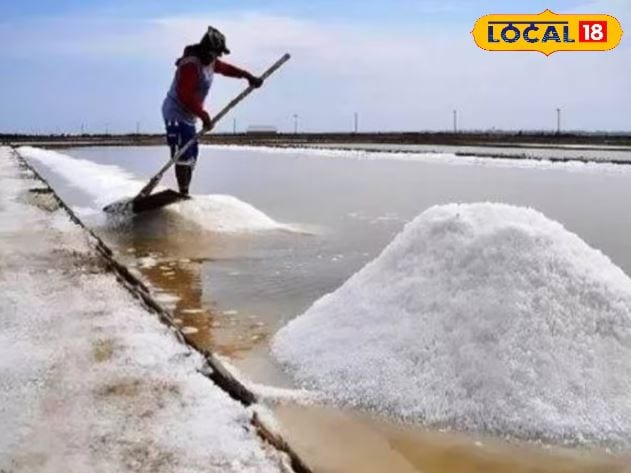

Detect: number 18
[580, 21, 607, 42]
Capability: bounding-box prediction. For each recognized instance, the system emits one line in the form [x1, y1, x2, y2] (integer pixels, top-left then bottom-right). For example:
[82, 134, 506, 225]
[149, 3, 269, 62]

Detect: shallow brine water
[23, 144, 631, 472]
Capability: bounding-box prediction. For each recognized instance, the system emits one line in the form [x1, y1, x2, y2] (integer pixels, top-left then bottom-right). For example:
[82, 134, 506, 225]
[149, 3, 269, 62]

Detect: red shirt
[176, 59, 247, 118]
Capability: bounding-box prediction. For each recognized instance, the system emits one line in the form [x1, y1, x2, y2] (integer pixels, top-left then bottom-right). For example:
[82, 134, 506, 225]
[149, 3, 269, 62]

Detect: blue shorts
[165, 120, 198, 167]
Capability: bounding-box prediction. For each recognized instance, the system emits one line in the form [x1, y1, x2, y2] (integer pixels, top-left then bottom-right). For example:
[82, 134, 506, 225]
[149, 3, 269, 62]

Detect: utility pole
[556, 108, 561, 134]
[105, 123, 110, 135]
[354, 112, 358, 133]
[293, 114, 299, 134]
[233, 118, 237, 134]
[80, 123, 84, 135]
[453, 109, 458, 133]
[136, 121, 140, 134]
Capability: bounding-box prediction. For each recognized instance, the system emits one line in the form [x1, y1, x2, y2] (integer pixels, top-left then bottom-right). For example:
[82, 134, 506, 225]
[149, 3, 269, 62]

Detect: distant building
[246, 125, 278, 135]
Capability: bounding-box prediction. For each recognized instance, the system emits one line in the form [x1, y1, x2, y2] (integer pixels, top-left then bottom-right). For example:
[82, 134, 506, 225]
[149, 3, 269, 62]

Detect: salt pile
[173, 194, 290, 233]
[273, 203, 631, 446]
[17, 146, 289, 233]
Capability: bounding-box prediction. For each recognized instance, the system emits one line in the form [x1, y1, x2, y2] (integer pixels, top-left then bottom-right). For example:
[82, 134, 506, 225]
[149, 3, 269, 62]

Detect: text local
[488, 21, 575, 44]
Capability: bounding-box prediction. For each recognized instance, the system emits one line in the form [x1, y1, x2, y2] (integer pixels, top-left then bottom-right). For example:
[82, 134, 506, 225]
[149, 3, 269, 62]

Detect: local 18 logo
[472, 9, 623, 55]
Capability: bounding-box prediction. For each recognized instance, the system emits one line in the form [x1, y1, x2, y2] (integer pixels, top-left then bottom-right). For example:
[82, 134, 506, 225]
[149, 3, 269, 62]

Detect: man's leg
[175, 122, 198, 195]
[175, 164, 192, 196]
[167, 121, 198, 195]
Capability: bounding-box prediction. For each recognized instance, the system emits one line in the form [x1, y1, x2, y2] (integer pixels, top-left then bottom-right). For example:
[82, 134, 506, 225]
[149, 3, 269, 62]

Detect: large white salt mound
[273, 203, 631, 446]
[18, 146, 289, 233]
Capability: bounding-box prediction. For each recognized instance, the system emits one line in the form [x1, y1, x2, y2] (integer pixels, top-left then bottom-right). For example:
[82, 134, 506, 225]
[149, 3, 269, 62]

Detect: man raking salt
[103, 26, 289, 214]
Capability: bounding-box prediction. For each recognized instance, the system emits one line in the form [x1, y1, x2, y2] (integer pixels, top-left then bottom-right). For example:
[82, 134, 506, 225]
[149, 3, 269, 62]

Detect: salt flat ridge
[18, 146, 290, 233]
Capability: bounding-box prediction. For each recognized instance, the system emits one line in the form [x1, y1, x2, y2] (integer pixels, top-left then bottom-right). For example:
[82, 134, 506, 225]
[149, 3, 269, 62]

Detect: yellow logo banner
[472, 9, 623, 55]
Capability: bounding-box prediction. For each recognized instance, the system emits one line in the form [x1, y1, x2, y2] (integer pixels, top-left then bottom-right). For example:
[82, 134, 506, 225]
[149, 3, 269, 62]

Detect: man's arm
[214, 59, 247, 78]
[215, 59, 263, 88]
[177, 63, 212, 128]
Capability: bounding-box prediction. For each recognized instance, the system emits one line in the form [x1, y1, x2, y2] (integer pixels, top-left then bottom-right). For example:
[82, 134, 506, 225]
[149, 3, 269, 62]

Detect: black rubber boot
[175, 164, 192, 196]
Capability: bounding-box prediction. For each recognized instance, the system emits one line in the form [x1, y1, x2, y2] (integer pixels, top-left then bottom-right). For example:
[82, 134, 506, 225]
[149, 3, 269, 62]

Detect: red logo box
[579, 21, 608, 42]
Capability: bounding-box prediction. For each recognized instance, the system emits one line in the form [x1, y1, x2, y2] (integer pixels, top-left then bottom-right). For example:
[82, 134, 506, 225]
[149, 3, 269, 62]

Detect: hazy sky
[0, 0, 628, 134]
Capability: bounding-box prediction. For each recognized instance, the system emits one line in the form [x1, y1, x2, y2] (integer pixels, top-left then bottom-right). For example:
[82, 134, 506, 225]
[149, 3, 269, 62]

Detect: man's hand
[201, 111, 213, 131]
[246, 73, 263, 89]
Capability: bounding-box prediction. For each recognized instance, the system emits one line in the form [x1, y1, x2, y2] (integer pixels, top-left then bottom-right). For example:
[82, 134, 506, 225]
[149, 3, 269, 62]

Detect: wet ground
[26, 144, 631, 472]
